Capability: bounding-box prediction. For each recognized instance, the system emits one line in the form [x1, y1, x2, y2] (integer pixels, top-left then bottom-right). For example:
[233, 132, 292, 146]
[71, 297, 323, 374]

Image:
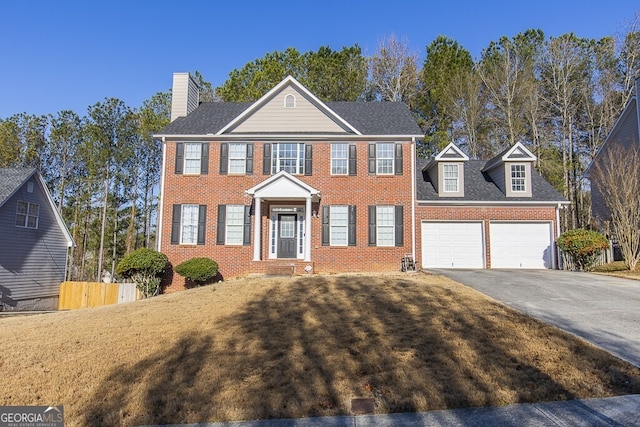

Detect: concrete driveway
[430, 269, 640, 367]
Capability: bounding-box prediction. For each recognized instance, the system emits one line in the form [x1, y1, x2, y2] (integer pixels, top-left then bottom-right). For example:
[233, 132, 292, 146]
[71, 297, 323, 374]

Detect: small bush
[557, 229, 608, 271]
[174, 257, 219, 285]
[593, 261, 630, 272]
[116, 248, 168, 297]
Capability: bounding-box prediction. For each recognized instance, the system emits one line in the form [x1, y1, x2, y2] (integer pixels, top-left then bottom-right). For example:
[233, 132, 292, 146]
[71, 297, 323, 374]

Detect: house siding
[229, 87, 347, 134]
[0, 178, 68, 309]
[415, 205, 558, 269]
[160, 140, 413, 291]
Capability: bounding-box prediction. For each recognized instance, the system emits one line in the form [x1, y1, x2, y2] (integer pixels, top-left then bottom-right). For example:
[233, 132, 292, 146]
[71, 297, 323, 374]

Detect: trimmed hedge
[557, 229, 608, 271]
[175, 257, 219, 284]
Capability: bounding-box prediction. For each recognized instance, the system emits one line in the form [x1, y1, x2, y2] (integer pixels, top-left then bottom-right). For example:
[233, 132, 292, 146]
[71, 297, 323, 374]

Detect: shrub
[557, 229, 608, 271]
[174, 257, 219, 285]
[116, 248, 168, 297]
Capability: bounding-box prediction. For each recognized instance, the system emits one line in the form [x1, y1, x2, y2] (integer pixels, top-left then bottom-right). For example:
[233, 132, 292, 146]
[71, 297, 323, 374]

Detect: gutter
[411, 137, 417, 267]
[556, 202, 563, 270]
[417, 200, 571, 206]
[152, 133, 425, 141]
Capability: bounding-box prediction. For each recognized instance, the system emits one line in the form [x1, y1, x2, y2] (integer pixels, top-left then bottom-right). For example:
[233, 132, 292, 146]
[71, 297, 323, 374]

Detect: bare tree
[591, 146, 640, 270]
[369, 34, 419, 105]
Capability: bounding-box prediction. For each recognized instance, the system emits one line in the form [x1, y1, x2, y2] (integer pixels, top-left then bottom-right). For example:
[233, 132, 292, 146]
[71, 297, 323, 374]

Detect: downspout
[411, 137, 417, 267]
[157, 137, 167, 251]
[555, 202, 562, 270]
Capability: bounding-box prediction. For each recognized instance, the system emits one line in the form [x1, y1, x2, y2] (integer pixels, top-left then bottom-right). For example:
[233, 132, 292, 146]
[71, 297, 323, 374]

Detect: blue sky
[1, 0, 638, 119]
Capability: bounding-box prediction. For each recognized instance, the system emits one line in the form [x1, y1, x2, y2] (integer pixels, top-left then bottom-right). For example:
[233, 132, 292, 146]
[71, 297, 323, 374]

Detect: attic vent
[284, 94, 296, 108]
[27, 182, 34, 193]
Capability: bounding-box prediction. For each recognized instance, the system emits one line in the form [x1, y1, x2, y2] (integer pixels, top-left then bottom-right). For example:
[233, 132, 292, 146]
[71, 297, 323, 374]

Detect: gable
[219, 77, 360, 135]
[435, 143, 469, 161]
[246, 171, 320, 199]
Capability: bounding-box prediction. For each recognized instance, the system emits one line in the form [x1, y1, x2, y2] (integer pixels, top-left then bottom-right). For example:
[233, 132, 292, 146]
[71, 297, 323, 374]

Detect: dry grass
[593, 261, 640, 280]
[1, 272, 640, 426]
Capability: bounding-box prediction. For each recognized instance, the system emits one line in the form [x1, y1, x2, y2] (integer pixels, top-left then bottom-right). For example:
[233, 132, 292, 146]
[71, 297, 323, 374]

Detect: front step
[264, 264, 295, 277]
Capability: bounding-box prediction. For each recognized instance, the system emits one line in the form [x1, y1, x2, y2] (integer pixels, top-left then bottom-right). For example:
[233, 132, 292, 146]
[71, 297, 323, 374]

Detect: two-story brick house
[157, 73, 567, 291]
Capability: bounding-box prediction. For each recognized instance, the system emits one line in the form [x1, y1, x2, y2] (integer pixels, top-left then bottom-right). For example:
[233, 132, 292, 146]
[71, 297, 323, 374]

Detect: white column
[253, 197, 261, 261]
[305, 196, 312, 261]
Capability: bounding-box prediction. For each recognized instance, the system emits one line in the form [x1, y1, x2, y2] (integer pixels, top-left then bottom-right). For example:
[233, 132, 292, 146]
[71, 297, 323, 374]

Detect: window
[511, 164, 526, 192]
[184, 143, 202, 174]
[329, 206, 348, 246]
[175, 142, 209, 175]
[368, 143, 402, 175]
[180, 204, 199, 244]
[228, 143, 247, 174]
[16, 201, 39, 229]
[331, 144, 348, 175]
[376, 206, 395, 246]
[443, 164, 459, 192]
[376, 143, 394, 174]
[225, 205, 245, 245]
[368, 205, 403, 247]
[284, 94, 296, 108]
[268, 143, 309, 174]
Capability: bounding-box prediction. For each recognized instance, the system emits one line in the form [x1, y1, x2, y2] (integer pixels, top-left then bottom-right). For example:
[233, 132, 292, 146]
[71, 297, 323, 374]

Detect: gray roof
[0, 167, 36, 207]
[160, 101, 423, 136]
[416, 159, 567, 203]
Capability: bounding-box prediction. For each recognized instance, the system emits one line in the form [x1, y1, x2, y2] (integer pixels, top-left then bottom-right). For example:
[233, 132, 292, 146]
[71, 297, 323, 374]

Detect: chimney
[170, 72, 200, 122]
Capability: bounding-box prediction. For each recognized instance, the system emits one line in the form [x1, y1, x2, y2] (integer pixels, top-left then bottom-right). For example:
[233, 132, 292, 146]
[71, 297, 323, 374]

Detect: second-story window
[331, 143, 348, 175]
[376, 143, 394, 174]
[175, 142, 209, 175]
[184, 143, 202, 174]
[273, 143, 304, 174]
[229, 143, 247, 174]
[511, 164, 526, 192]
[443, 164, 459, 192]
[16, 201, 39, 229]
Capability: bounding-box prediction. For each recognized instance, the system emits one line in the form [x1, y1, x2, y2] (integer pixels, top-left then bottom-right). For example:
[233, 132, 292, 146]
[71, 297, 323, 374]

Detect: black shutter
[394, 143, 403, 175]
[201, 143, 209, 174]
[304, 144, 313, 176]
[219, 143, 228, 175]
[175, 143, 184, 174]
[348, 205, 356, 246]
[243, 205, 251, 246]
[395, 205, 404, 246]
[197, 205, 207, 245]
[246, 143, 254, 175]
[368, 205, 376, 246]
[349, 144, 357, 176]
[171, 204, 181, 244]
[216, 205, 226, 245]
[321, 206, 330, 246]
[368, 143, 376, 174]
[263, 143, 271, 175]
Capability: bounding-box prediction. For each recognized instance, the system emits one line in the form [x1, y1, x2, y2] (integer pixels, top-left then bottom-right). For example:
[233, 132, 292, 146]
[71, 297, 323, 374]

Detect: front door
[277, 214, 297, 258]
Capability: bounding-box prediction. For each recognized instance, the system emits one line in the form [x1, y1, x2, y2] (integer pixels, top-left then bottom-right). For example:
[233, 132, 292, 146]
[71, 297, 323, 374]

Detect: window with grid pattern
[16, 201, 39, 229]
[331, 143, 348, 175]
[330, 205, 348, 246]
[273, 143, 304, 174]
[228, 143, 246, 174]
[511, 164, 526, 192]
[376, 206, 395, 246]
[376, 143, 394, 174]
[184, 143, 202, 174]
[226, 205, 244, 245]
[443, 164, 459, 192]
[180, 204, 199, 244]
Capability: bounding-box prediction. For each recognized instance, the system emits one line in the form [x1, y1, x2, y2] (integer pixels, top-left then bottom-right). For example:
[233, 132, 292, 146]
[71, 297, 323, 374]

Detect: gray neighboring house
[587, 76, 640, 225]
[0, 168, 73, 310]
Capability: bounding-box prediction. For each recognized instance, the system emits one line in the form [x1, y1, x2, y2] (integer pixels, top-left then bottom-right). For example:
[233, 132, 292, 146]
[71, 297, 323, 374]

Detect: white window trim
[225, 205, 244, 245]
[228, 143, 247, 174]
[272, 143, 305, 175]
[331, 143, 349, 175]
[329, 205, 349, 246]
[180, 204, 199, 244]
[376, 205, 395, 247]
[443, 164, 459, 192]
[510, 164, 526, 192]
[16, 201, 39, 229]
[183, 142, 202, 175]
[376, 143, 395, 175]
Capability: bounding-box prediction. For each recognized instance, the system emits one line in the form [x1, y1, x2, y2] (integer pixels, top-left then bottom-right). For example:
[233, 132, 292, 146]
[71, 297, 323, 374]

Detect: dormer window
[510, 164, 526, 192]
[443, 164, 459, 192]
[284, 94, 296, 108]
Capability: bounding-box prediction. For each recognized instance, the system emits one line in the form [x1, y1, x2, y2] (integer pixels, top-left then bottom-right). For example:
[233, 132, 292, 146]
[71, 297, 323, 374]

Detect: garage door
[421, 222, 484, 268]
[490, 222, 553, 269]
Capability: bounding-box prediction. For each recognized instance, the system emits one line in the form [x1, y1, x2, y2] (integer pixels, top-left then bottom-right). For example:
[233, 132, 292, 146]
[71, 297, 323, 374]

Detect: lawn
[1, 272, 639, 426]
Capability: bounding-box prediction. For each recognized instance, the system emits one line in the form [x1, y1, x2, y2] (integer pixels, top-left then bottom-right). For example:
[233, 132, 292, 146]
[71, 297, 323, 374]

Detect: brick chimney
[170, 72, 200, 122]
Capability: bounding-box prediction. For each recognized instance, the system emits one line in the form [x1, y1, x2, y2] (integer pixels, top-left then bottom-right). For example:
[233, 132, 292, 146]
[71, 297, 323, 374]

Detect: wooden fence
[58, 282, 142, 310]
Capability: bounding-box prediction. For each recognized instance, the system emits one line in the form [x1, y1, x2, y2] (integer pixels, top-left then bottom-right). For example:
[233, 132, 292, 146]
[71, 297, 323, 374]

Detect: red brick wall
[160, 140, 414, 291]
[415, 205, 559, 269]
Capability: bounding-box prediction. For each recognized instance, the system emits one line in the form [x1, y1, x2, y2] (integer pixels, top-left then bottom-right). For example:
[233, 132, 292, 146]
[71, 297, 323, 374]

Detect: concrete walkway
[155, 394, 640, 426]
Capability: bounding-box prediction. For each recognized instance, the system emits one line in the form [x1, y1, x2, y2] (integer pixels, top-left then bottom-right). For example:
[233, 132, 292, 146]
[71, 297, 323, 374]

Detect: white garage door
[490, 222, 553, 269]
[421, 222, 484, 268]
